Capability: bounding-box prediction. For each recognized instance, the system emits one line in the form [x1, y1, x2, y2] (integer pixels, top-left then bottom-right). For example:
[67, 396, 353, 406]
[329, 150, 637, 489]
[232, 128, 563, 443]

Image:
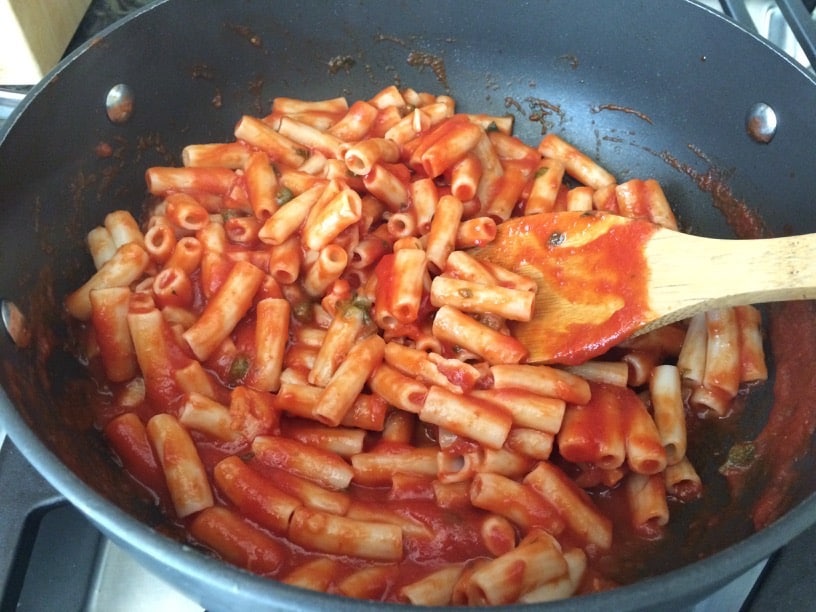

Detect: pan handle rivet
[1, 300, 31, 348]
[106, 83, 135, 124]
[746, 102, 777, 144]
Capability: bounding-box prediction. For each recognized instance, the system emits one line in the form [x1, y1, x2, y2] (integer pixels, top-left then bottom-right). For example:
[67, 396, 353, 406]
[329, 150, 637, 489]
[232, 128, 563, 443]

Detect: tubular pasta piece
[524, 462, 613, 550]
[736, 304, 768, 383]
[87, 226, 116, 269]
[281, 557, 340, 593]
[351, 445, 438, 486]
[390, 248, 427, 323]
[490, 364, 591, 405]
[288, 506, 403, 562]
[420, 385, 513, 450]
[562, 360, 629, 387]
[275, 116, 344, 159]
[338, 565, 399, 600]
[505, 427, 555, 460]
[302, 187, 362, 251]
[244, 150, 279, 220]
[664, 456, 703, 502]
[420, 119, 483, 178]
[234, 115, 308, 167]
[525, 158, 566, 214]
[470, 472, 564, 534]
[463, 530, 568, 606]
[344, 137, 400, 175]
[182, 142, 251, 168]
[425, 195, 464, 272]
[695, 307, 741, 415]
[152, 267, 194, 309]
[105, 210, 144, 249]
[566, 185, 594, 212]
[449, 153, 482, 202]
[265, 467, 350, 516]
[252, 435, 354, 491]
[213, 455, 301, 534]
[272, 96, 348, 115]
[430, 276, 534, 322]
[308, 304, 366, 387]
[485, 161, 526, 222]
[303, 244, 348, 298]
[228, 384, 280, 440]
[472, 132, 504, 216]
[649, 364, 687, 465]
[178, 392, 244, 443]
[369, 362, 429, 414]
[537, 133, 616, 189]
[455, 216, 497, 249]
[558, 383, 626, 470]
[189, 506, 284, 575]
[625, 472, 669, 538]
[244, 297, 290, 393]
[519, 548, 587, 603]
[327, 99, 379, 141]
[314, 334, 385, 427]
[89, 287, 137, 382]
[103, 412, 166, 496]
[677, 312, 707, 386]
[469, 388, 565, 434]
[400, 564, 465, 606]
[182, 260, 265, 361]
[126, 303, 182, 404]
[145, 166, 236, 196]
[346, 501, 432, 539]
[621, 387, 667, 475]
[165, 237, 203, 275]
[164, 192, 211, 232]
[66, 242, 151, 321]
[144, 223, 176, 265]
[479, 514, 517, 557]
[146, 413, 214, 518]
[433, 305, 528, 365]
[267, 234, 302, 285]
[281, 419, 366, 458]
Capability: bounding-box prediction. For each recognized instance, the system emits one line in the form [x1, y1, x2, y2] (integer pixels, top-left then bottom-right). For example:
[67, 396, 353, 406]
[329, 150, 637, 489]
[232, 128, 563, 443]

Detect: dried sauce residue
[328, 55, 357, 75]
[406, 51, 447, 89]
[659, 148, 769, 239]
[373, 33, 450, 91]
[591, 103, 653, 125]
[227, 23, 263, 48]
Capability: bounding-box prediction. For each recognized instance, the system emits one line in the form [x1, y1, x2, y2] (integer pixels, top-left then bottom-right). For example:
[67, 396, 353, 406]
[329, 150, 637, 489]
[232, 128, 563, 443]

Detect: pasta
[67, 86, 770, 606]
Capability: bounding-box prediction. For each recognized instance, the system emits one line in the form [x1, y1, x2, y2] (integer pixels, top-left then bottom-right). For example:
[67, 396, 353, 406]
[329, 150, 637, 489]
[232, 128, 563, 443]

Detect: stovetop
[1, 1, 816, 611]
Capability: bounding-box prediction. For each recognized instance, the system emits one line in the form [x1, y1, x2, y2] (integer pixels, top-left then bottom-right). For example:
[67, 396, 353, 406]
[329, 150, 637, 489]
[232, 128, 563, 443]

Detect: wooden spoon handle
[644, 229, 816, 326]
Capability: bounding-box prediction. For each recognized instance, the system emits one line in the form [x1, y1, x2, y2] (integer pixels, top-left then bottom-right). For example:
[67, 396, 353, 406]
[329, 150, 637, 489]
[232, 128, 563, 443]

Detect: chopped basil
[228, 354, 251, 383]
[339, 294, 373, 325]
[276, 186, 294, 206]
[486, 121, 499, 132]
[548, 231, 565, 247]
[535, 166, 550, 178]
[292, 301, 314, 323]
[719, 440, 756, 475]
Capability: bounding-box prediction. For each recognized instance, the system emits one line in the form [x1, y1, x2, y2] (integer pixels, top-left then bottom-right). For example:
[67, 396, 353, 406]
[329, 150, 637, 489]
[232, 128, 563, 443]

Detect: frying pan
[1, 0, 816, 609]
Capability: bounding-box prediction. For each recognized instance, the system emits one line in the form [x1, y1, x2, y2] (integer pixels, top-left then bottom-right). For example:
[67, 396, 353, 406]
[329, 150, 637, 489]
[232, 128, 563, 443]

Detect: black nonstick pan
[2, 1, 816, 609]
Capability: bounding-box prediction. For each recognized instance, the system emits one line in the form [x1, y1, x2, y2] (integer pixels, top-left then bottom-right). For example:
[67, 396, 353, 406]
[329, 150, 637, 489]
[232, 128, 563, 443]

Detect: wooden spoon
[472, 210, 816, 365]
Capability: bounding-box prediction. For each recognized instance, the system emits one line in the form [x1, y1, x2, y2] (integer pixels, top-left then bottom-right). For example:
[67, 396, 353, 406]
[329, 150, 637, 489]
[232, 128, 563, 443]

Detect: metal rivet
[746, 102, 777, 144]
[106, 83, 135, 124]
[1, 300, 31, 348]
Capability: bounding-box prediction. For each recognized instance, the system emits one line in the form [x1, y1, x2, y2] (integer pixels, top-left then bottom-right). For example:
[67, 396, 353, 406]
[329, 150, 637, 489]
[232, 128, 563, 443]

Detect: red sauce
[481, 212, 657, 364]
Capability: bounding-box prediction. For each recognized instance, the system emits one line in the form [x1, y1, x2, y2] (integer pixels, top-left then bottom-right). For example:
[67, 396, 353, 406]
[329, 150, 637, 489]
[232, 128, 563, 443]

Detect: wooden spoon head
[472, 211, 660, 364]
